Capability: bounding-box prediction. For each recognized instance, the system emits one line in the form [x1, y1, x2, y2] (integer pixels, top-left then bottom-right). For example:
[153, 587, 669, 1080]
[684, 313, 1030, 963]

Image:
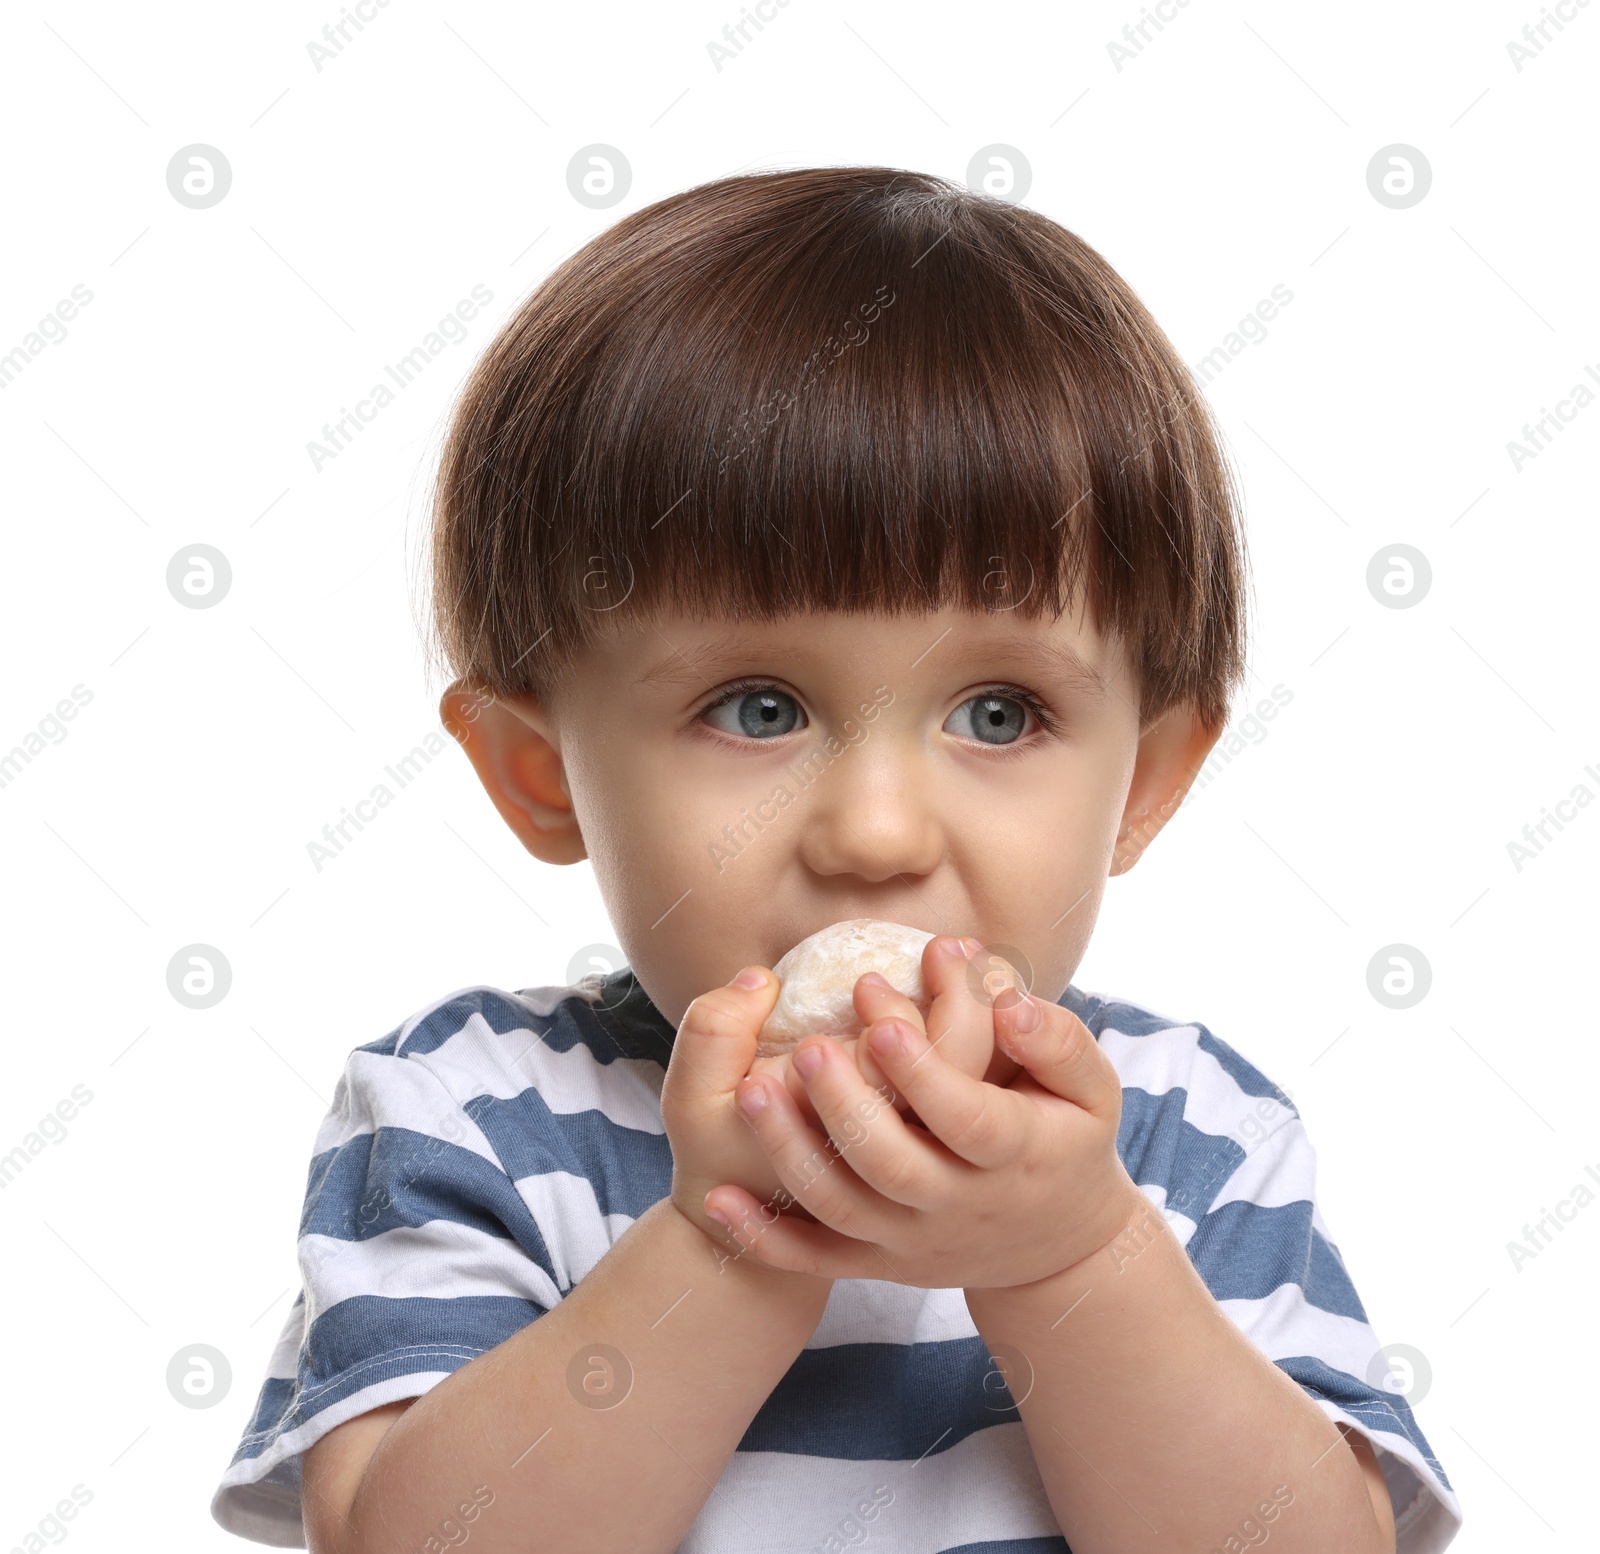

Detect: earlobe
[439, 680, 587, 865]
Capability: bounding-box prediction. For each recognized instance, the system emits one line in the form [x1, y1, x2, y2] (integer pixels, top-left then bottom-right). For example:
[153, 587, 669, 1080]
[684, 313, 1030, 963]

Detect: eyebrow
[639, 631, 1110, 698]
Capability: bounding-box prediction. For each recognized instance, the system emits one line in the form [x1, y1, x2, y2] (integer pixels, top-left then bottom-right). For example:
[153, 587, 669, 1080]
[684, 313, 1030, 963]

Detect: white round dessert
[756, 918, 937, 1057]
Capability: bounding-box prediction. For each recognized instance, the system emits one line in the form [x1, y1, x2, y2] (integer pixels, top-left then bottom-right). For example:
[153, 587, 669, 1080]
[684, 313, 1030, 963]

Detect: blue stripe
[232, 1295, 540, 1457]
[396, 978, 676, 1066]
[1116, 1087, 1250, 1220]
[1282, 1354, 1454, 1492]
[299, 1128, 559, 1291]
[742, 1335, 1021, 1458]
[944, 1541, 1070, 1553]
[1189, 1198, 1366, 1320]
[465, 1088, 673, 1221]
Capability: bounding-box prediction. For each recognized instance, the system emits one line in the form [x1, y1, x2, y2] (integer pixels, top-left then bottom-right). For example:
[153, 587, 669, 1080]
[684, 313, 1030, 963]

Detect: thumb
[675, 966, 778, 1096]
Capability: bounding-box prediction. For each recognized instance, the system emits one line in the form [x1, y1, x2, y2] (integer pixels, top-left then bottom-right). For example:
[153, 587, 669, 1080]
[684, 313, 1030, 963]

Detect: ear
[1110, 702, 1223, 876]
[439, 679, 587, 865]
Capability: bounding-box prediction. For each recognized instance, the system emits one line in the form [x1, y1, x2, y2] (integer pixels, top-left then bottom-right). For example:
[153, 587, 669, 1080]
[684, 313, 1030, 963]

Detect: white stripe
[298, 1219, 561, 1328]
[678, 1420, 1061, 1554]
[425, 1010, 667, 1132]
[809, 1282, 975, 1348]
[511, 1171, 633, 1291]
[1209, 1114, 1317, 1211]
[1218, 1279, 1386, 1380]
[263, 1298, 305, 1382]
[311, 1050, 500, 1168]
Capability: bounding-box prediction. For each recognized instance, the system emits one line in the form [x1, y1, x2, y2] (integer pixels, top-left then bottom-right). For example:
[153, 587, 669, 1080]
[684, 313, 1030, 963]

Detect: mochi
[756, 918, 938, 1057]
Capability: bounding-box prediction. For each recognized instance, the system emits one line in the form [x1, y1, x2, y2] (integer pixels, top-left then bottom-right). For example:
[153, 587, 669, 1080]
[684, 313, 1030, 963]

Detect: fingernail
[859, 971, 891, 990]
[738, 1083, 769, 1117]
[794, 1044, 824, 1078]
[706, 1206, 734, 1232]
[936, 936, 967, 960]
[960, 937, 984, 958]
[1013, 995, 1041, 1033]
[729, 966, 765, 989]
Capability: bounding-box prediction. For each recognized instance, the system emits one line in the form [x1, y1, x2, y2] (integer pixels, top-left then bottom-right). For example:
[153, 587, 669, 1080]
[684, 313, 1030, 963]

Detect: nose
[793, 727, 944, 882]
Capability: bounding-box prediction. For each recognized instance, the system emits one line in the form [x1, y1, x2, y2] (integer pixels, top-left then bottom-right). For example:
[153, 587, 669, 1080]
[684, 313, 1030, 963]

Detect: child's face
[452, 601, 1217, 1034]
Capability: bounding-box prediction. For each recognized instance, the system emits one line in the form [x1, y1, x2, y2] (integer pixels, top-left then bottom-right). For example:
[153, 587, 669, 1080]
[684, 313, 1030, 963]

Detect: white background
[1, 1, 1594, 1549]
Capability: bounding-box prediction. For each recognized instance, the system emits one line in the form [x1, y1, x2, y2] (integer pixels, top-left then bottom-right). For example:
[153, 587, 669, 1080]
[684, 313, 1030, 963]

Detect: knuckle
[943, 1090, 1001, 1155]
[680, 989, 754, 1044]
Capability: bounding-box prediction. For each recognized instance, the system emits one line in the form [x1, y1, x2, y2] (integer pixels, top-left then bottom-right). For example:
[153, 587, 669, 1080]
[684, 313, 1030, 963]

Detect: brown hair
[426, 165, 1249, 732]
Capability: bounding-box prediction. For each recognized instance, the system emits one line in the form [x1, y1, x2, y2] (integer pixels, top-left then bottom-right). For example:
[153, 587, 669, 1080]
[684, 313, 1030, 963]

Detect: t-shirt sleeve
[1179, 1063, 1463, 1554]
[211, 1039, 561, 1547]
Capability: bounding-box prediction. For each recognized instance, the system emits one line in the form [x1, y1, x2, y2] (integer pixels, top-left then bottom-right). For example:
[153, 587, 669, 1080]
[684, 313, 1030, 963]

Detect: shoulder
[1061, 984, 1304, 1231]
[311, 969, 678, 1218]
[327, 968, 677, 1130]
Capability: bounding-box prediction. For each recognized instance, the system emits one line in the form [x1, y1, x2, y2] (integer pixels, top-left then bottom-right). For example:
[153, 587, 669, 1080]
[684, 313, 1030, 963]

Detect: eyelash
[693, 677, 1064, 747]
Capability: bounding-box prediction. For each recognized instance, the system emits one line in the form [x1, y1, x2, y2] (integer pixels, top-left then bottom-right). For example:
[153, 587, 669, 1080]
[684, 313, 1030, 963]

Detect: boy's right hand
[664, 966, 808, 1249]
[663, 938, 1003, 1250]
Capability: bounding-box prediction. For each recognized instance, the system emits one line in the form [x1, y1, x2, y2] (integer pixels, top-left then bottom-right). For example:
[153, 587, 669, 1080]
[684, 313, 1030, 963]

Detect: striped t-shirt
[212, 970, 1462, 1552]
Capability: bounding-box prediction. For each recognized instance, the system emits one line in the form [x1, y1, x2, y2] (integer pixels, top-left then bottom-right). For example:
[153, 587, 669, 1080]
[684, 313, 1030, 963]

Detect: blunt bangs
[427, 165, 1247, 732]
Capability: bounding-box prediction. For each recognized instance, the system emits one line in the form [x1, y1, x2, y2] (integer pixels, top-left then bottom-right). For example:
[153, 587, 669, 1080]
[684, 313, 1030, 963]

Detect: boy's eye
[944, 692, 1034, 746]
[701, 684, 805, 739]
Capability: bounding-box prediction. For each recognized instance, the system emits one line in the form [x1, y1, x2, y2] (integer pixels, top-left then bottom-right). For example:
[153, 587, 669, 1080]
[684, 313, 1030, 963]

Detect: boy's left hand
[703, 958, 1147, 1290]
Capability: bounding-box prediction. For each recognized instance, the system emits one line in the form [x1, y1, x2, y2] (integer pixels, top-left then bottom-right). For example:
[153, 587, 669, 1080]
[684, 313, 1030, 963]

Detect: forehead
[588, 604, 1126, 701]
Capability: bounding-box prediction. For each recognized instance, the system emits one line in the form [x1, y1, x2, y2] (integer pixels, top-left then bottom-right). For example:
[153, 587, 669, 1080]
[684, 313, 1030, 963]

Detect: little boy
[211, 166, 1461, 1553]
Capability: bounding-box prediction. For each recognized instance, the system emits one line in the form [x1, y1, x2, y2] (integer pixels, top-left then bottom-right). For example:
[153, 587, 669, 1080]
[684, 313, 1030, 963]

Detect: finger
[851, 935, 989, 1097]
[732, 1066, 910, 1245]
[994, 996, 1120, 1116]
[701, 1184, 897, 1282]
[864, 1017, 1023, 1170]
[790, 1035, 956, 1210]
[676, 967, 779, 1098]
